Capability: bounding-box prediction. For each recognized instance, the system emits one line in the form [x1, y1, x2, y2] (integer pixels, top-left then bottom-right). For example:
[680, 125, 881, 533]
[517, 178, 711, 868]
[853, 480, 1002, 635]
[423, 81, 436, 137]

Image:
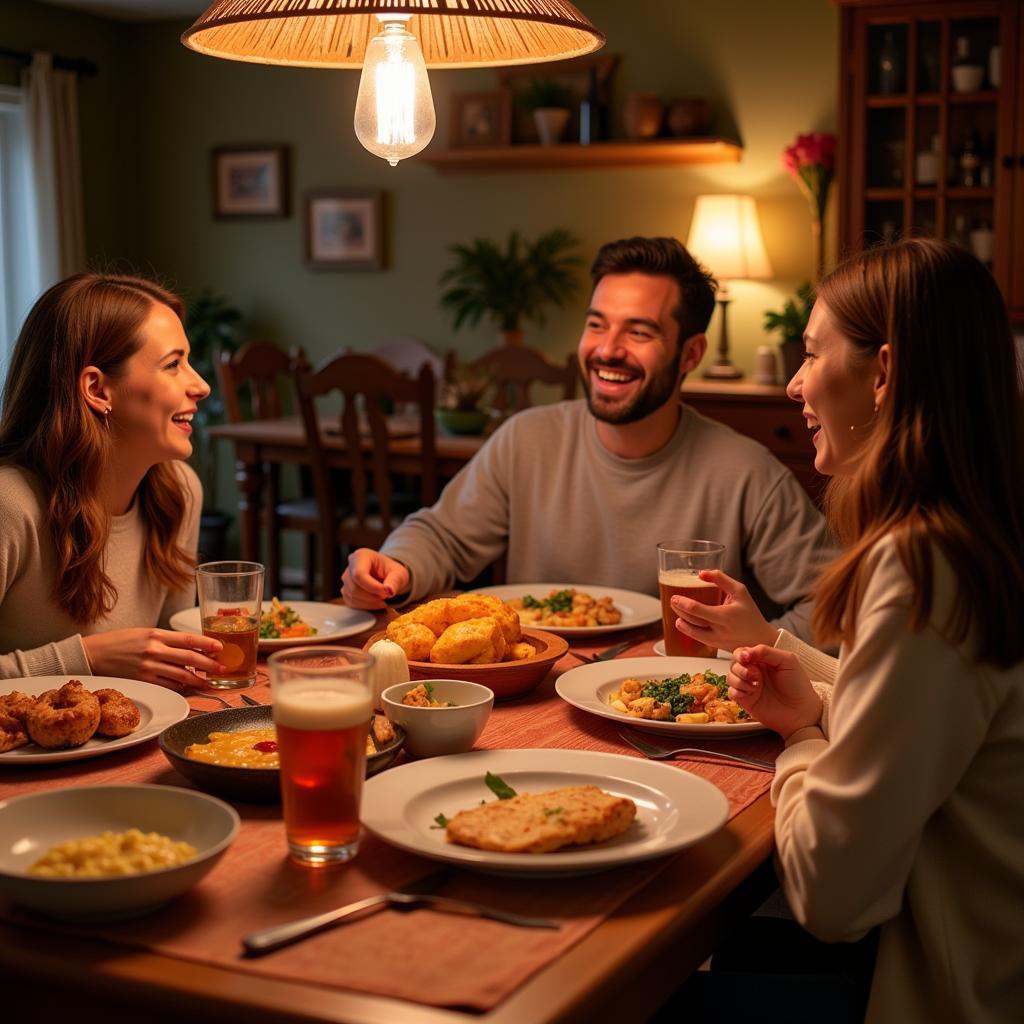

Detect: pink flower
[781, 132, 836, 178]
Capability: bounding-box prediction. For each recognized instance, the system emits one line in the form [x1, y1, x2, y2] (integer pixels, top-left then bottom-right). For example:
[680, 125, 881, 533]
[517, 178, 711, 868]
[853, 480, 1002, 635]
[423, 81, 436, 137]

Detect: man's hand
[670, 569, 777, 652]
[82, 628, 224, 689]
[727, 644, 821, 740]
[341, 549, 411, 609]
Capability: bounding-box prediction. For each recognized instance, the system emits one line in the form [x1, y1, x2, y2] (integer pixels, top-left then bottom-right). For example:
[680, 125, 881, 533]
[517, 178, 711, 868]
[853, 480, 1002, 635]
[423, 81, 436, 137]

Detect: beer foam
[658, 569, 718, 588]
[273, 683, 371, 730]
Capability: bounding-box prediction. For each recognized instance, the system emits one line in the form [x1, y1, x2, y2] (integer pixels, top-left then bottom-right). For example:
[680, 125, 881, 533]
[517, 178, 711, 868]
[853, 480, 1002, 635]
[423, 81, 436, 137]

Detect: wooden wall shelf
[421, 138, 742, 173]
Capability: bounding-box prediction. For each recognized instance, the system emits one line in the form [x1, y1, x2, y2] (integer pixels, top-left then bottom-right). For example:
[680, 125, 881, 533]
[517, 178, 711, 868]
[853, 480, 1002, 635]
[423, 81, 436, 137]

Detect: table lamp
[686, 194, 773, 380]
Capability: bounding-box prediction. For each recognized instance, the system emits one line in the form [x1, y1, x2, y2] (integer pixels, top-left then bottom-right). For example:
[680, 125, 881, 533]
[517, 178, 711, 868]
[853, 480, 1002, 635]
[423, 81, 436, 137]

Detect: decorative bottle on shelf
[950, 214, 969, 248]
[578, 67, 603, 145]
[916, 134, 940, 186]
[878, 30, 902, 94]
[958, 132, 981, 187]
[952, 36, 984, 93]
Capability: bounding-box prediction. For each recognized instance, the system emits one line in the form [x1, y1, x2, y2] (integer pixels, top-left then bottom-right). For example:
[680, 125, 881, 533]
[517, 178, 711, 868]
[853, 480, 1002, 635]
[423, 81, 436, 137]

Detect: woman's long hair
[812, 239, 1024, 667]
[0, 273, 196, 624]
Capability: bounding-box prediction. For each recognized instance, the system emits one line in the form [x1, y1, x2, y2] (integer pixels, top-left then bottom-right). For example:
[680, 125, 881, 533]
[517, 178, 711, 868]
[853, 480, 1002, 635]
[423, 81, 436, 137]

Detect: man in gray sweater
[342, 236, 832, 643]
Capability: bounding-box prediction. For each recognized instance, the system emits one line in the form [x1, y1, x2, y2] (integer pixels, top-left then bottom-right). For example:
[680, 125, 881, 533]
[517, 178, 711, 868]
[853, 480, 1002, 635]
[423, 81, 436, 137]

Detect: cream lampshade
[686, 194, 773, 379]
[183, 1, 605, 167]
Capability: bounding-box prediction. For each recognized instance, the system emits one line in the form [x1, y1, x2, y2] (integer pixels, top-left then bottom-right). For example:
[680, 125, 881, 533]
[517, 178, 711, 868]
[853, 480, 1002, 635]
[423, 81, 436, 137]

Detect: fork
[618, 730, 775, 771]
[567, 639, 634, 664]
[239, 693, 264, 706]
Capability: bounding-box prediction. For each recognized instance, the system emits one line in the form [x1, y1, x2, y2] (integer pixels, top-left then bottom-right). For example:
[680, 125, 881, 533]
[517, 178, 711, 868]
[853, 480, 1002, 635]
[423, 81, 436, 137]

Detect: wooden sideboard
[681, 379, 825, 505]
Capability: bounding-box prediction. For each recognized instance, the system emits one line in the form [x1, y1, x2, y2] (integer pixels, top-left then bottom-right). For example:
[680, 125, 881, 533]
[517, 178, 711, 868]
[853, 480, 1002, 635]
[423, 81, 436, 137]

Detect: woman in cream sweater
[0, 273, 226, 687]
[674, 239, 1023, 1023]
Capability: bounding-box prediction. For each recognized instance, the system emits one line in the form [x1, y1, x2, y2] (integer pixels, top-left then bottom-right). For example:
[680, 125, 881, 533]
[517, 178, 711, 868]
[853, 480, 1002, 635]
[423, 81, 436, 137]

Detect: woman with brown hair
[679, 239, 1024, 1023]
[0, 273, 226, 687]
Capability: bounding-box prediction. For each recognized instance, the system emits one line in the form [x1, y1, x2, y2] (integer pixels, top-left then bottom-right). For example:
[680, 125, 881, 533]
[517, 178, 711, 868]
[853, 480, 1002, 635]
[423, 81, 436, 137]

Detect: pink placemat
[0, 632, 779, 1011]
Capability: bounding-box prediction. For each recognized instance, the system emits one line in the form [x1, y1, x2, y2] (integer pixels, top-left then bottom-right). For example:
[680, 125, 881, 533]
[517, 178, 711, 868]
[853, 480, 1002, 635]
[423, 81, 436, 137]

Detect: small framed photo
[304, 189, 384, 270]
[450, 91, 510, 148]
[212, 145, 289, 218]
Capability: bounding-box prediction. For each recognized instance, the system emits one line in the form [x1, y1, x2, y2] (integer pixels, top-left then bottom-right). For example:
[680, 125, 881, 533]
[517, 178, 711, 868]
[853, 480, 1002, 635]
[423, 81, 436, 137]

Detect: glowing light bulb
[354, 16, 435, 167]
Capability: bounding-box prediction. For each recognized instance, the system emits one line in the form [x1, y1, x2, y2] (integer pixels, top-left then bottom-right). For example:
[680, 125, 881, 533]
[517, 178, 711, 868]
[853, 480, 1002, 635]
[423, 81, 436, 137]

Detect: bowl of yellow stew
[0, 784, 239, 921]
[159, 706, 405, 803]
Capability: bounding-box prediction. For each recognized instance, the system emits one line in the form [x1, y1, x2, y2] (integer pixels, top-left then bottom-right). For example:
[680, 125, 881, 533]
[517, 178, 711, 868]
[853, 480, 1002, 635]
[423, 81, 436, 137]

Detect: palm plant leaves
[439, 228, 583, 332]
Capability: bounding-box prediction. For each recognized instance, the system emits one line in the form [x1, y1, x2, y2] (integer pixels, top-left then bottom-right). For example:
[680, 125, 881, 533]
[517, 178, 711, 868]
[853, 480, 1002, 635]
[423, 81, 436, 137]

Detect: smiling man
[342, 237, 833, 642]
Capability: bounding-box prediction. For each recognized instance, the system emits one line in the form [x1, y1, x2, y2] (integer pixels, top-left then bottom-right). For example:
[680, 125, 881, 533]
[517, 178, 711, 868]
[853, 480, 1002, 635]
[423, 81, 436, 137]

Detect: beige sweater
[382, 401, 835, 642]
[0, 463, 201, 678]
[773, 537, 1024, 1024]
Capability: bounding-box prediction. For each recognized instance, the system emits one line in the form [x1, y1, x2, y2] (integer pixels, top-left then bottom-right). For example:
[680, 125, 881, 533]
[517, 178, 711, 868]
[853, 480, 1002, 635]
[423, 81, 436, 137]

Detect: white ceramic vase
[532, 108, 570, 146]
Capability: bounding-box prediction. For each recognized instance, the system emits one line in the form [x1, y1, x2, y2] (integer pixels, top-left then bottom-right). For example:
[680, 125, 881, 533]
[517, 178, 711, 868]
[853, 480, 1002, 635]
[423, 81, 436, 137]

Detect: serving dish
[364, 626, 567, 700]
[381, 679, 494, 757]
[169, 602, 376, 650]
[159, 705, 405, 802]
[0, 784, 239, 921]
[0, 677, 189, 765]
[468, 583, 661, 636]
[556, 656, 767, 737]
[361, 748, 729, 876]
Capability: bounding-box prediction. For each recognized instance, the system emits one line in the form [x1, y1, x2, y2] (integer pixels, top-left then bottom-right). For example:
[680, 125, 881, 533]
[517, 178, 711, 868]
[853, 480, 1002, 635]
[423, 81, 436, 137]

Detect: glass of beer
[196, 561, 264, 689]
[268, 647, 375, 866]
[657, 540, 726, 658]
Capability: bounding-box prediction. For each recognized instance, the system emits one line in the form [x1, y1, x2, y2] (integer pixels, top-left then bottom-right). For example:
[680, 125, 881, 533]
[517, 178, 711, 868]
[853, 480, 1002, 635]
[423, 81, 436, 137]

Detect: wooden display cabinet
[837, 1, 1024, 319]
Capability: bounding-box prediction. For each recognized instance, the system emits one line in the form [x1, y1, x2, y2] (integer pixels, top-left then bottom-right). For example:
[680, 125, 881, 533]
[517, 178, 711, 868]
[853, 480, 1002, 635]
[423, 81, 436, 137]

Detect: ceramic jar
[666, 98, 711, 137]
[624, 94, 662, 139]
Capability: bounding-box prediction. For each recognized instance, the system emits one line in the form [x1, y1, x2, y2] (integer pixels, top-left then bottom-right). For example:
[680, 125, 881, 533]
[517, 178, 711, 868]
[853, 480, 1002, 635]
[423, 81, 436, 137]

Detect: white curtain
[23, 52, 86, 285]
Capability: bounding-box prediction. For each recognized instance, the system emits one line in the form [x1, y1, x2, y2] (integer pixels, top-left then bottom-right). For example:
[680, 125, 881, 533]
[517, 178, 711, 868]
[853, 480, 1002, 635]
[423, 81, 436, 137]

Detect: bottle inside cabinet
[869, 24, 907, 95]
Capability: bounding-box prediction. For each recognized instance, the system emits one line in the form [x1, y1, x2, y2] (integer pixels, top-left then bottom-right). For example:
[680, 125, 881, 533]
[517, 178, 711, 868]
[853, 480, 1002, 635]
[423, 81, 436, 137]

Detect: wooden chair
[468, 345, 578, 417]
[295, 353, 438, 601]
[216, 341, 317, 597]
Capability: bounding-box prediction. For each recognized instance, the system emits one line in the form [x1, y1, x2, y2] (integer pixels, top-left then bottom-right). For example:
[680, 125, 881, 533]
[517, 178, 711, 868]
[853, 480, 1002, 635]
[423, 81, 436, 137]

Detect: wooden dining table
[207, 417, 486, 567]
[0, 614, 779, 1024]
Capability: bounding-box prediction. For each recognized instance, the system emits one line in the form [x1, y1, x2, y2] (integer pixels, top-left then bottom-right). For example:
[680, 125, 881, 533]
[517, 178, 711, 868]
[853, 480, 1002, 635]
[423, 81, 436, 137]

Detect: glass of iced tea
[268, 647, 375, 866]
[196, 560, 264, 689]
[657, 540, 726, 658]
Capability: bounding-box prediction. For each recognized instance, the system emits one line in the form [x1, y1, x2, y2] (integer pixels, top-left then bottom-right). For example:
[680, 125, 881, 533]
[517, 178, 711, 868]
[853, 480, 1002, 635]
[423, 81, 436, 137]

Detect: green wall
[8, 0, 838, 373]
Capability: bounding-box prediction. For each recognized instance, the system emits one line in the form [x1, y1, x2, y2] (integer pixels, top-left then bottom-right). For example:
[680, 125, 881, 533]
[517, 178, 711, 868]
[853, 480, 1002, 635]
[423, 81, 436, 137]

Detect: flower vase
[811, 210, 824, 283]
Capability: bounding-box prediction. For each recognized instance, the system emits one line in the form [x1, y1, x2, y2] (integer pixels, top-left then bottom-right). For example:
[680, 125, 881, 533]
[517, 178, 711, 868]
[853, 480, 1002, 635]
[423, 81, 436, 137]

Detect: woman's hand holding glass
[82, 628, 225, 689]
[727, 645, 822, 740]
[670, 570, 777, 652]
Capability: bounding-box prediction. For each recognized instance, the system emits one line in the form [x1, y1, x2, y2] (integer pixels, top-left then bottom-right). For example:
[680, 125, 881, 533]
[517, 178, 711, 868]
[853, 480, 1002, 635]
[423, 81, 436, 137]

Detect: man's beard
[582, 355, 682, 425]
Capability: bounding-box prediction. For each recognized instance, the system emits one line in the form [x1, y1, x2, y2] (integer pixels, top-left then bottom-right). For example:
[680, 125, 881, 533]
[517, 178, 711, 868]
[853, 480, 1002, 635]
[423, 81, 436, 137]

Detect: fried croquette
[446, 785, 636, 854]
[447, 594, 522, 644]
[25, 680, 101, 749]
[385, 621, 438, 661]
[0, 709, 29, 752]
[430, 617, 507, 664]
[93, 688, 141, 738]
[507, 641, 535, 661]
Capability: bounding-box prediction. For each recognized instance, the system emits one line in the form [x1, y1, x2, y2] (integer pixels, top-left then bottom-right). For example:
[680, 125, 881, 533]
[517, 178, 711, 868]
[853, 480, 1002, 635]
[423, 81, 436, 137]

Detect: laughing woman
[0, 273, 225, 686]
[720, 240, 1024, 1023]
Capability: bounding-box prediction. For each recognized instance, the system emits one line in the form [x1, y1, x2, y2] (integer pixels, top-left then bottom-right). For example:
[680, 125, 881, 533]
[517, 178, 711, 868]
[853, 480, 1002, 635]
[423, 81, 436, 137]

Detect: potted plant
[439, 228, 582, 348]
[763, 281, 814, 383]
[436, 367, 493, 436]
[520, 78, 575, 146]
[185, 289, 242, 560]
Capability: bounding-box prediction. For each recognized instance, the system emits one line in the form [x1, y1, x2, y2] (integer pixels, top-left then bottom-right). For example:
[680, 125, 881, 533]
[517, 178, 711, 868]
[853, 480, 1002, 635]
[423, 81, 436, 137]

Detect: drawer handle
[774, 425, 792, 440]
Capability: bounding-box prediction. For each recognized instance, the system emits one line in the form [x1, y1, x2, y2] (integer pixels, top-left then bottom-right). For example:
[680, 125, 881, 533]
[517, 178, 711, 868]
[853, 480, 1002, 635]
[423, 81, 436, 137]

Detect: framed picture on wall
[212, 145, 289, 218]
[450, 90, 510, 148]
[304, 189, 383, 270]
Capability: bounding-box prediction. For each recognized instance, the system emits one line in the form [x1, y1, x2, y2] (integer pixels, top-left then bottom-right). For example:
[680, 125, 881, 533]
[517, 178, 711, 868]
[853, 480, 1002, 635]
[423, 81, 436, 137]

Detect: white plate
[361, 748, 729, 875]
[169, 602, 375, 650]
[0, 677, 189, 764]
[556, 657, 766, 737]
[468, 583, 661, 636]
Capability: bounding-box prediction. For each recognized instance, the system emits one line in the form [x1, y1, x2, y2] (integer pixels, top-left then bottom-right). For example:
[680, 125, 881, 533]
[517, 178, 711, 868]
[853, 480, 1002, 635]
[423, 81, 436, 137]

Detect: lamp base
[703, 360, 743, 380]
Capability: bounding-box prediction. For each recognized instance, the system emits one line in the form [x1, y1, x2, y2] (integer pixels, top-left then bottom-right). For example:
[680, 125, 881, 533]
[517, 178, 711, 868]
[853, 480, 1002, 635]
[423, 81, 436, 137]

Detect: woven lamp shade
[183, 0, 605, 70]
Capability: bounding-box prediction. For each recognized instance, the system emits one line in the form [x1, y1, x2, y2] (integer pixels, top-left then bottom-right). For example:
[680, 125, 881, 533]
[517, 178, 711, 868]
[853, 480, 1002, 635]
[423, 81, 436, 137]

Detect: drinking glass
[657, 540, 726, 658]
[196, 561, 264, 689]
[268, 647, 375, 866]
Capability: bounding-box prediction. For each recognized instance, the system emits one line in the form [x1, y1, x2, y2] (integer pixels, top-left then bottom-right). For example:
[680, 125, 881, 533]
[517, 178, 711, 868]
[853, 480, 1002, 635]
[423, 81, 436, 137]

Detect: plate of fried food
[469, 584, 661, 636]
[361, 748, 729, 875]
[159, 706, 405, 802]
[169, 600, 376, 650]
[367, 593, 568, 700]
[0, 677, 190, 764]
[556, 657, 766, 737]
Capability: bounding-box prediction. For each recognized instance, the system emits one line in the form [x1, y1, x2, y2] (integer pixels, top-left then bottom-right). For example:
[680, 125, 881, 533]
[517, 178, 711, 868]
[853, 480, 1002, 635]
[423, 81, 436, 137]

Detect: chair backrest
[468, 345, 578, 416]
[373, 336, 456, 403]
[217, 341, 309, 423]
[295, 352, 438, 550]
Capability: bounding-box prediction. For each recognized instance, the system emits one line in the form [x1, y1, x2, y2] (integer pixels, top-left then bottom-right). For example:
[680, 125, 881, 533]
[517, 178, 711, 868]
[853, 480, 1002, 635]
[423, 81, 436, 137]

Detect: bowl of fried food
[382, 679, 494, 758]
[0, 784, 239, 921]
[159, 706, 405, 803]
[366, 594, 569, 700]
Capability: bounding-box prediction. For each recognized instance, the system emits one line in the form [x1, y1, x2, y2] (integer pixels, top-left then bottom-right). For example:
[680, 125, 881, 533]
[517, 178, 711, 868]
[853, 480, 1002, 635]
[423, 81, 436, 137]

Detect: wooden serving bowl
[364, 626, 568, 700]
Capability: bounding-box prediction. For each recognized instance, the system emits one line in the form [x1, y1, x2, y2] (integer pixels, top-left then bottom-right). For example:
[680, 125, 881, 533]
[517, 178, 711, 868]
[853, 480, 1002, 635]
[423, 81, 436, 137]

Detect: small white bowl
[382, 679, 494, 758]
[951, 64, 984, 93]
[0, 784, 240, 921]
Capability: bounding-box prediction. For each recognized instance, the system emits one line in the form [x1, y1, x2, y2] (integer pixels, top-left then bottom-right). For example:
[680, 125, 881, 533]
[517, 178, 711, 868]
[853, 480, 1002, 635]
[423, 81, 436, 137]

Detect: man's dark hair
[590, 236, 716, 342]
